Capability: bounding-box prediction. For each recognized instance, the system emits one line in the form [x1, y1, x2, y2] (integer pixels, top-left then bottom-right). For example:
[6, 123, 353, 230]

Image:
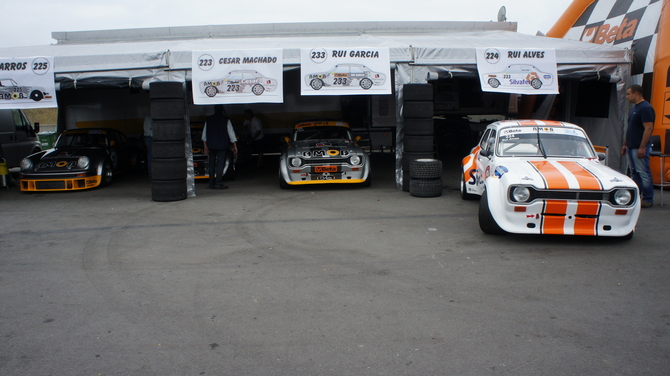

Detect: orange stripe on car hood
[530, 161, 569, 189]
[558, 161, 602, 190]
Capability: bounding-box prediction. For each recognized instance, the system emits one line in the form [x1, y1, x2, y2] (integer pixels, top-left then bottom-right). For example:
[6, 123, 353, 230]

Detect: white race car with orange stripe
[461, 120, 640, 238]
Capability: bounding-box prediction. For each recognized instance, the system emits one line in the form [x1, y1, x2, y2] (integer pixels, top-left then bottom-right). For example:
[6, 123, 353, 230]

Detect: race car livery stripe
[530, 161, 570, 189]
[517, 120, 564, 126]
[557, 161, 602, 190]
[541, 200, 568, 235]
[573, 201, 601, 236]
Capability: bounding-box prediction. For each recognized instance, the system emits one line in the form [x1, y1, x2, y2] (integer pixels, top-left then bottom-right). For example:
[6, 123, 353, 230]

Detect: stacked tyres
[409, 158, 443, 197]
[150, 82, 187, 202]
[402, 83, 434, 191]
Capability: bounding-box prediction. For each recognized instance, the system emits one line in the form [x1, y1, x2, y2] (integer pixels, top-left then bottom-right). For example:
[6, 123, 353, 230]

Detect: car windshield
[497, 128, 595, 158]
[294, 126, 352, 141]
[55, 133, 108, 148]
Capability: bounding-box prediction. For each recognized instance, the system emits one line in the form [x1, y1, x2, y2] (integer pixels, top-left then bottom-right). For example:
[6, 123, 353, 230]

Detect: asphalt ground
[1, 154, 669, 376]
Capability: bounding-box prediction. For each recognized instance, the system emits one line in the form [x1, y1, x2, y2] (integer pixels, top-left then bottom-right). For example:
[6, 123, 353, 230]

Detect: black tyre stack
[402, 84, 441, 196]
[150, 82, 187, 202]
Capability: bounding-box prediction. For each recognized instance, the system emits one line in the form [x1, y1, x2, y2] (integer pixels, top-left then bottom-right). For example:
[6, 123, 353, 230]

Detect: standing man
[143, 114, 153, 178]
[621, 84, 655, 208]
[243, 109, 265, 168]
[202, 105, 238, 189]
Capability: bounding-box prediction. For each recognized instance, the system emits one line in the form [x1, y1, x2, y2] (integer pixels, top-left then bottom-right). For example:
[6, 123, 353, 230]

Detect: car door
[476, 128, 497, 192]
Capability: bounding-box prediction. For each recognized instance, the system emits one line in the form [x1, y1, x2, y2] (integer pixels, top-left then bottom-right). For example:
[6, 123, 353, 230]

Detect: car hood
[287, 140, 363, 156]
[29, 148, 106, 172]
[493, 158, 635, 191]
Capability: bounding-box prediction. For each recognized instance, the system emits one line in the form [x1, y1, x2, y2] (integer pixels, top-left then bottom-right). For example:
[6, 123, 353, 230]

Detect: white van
[0, 109, 42, 168]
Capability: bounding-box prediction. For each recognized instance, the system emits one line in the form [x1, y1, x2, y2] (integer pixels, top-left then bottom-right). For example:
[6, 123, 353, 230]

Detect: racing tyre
[404, 119, 434, 136]
[402, 101, 434, 119]
[150, 82, 185, 99]
[152, 158, 187, 181]
[620, 231, 634, 240]
[409, 159, 442, 179]
[360, 175, 371, 187]
[403, 84, 433, 101]
[410, 178, 443, 197]
[404, 135, 434, 153]
[151, 99, 185, 120]
[30, 90, 44, 101]
[152, 179, 187, 202]
[310, 79, 324, 90]
[252, 84, 265, 96]
[153, 120, 186, 141]
[153, 140, 185, 159]
[279, 173, 291, 189]
[359, 78, 373, 90]
[487, 78, 500, 88]
[531, 78, 542, 89]
[101, 162, 113, 186]
[460, 171, 478, 200]
[204, 85, 218, 97]
[478, 191, 506, 234]
[402, 151, 434, 172]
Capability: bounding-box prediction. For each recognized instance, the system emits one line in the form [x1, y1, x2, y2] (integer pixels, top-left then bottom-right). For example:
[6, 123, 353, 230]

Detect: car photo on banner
[19, 128, 144, 191]
[460, 120, 640, 239]
[200, 70, 278, 97]
[483, 64, 554, 90]
[0, 78, 52, 102]
[305, 64, 386, 91]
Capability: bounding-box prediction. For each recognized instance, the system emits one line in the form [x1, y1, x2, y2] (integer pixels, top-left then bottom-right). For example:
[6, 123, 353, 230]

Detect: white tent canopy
[0, 21, 632, 176]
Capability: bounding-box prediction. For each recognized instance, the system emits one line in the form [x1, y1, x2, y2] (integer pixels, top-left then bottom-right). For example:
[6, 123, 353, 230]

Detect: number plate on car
[314, 166, 338, 173]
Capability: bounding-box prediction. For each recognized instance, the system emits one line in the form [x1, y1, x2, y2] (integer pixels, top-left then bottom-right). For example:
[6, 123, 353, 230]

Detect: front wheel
[204, 85, 218, 97]
[101, 162, 113, 186]
[478, 190, 505, 234]
[488, 78, 500, 88]
[279, 172, 291, 189]
[310, 79, 324, 90]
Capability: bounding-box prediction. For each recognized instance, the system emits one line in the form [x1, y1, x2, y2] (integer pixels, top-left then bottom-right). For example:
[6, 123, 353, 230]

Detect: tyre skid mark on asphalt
[80, 228, 241, 359]
[4, 213, 473, 238]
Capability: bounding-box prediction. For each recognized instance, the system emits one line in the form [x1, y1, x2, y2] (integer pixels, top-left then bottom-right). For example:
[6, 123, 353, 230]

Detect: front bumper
[280, 157, 369, 185]
[19, 173, 102, 191]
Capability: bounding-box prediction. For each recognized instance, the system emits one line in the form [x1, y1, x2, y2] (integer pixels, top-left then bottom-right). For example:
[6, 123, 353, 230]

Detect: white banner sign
[0, 56, 56, 109]
[192, 49, 283, 104]
[476, 48, 559, 95]
[301, 47, 391, 95]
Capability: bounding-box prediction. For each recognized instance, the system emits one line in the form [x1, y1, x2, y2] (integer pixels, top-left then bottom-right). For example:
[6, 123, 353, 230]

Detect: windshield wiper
[537, 128, 547, 159]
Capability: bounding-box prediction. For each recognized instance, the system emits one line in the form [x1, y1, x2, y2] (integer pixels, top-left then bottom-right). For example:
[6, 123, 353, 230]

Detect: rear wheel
[204, 85, 218, 97]
[488, 78, 500, 88]
[460, 171, 478, 200]
[478, 190, 505, 234]
[30, 90, 44, 101]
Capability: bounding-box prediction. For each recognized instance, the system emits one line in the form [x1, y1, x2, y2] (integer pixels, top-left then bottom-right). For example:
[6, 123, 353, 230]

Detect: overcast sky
[1, 0, 574, 48]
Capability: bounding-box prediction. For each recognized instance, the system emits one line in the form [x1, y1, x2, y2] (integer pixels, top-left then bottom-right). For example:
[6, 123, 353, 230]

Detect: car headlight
[289, 157, 303, 167]
[349, 155, 362, 165]
[77, 156, 90, 169]
[20, 158, 33, 171]
[511, 186, 531, 202]
[613, 189, 632, 205]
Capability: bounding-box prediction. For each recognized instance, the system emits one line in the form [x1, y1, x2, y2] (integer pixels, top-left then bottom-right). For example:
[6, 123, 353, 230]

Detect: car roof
[293, 120, 350, 129]
[61, 128, 118, 135]
[489, 120, 583, 131]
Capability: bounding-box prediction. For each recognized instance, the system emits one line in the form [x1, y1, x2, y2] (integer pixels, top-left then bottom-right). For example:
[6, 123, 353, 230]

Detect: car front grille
[35, 181, 66, 190]
[534, 191, 607, 201]
[304, 158, 349, 165]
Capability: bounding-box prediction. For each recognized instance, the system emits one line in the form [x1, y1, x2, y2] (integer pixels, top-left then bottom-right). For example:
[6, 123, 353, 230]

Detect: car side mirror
[33, 122, 40, 133]
[283, 136, 290, 144]
[480, 149, 491, 158]
[597, 152, 606, 161]
[109, 140, 116, 147]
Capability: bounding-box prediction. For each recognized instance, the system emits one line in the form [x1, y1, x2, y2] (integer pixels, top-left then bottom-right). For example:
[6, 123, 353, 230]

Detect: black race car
[19, 128, 144, 191]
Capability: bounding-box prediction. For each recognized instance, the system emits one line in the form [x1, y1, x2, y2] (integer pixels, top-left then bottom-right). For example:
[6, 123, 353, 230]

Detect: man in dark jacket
[202, 105, 238, 189]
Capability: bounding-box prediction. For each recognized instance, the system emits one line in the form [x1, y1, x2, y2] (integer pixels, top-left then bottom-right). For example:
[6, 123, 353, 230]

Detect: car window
[334, 65, 349, 74]
[294, 126, 352, 141]
[478, 129, 491, 149]
[227, 72, 243, 81]
[11, 109, 28, 129]
[0, 110, 14, 133]
[497, 130, 595, 158]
